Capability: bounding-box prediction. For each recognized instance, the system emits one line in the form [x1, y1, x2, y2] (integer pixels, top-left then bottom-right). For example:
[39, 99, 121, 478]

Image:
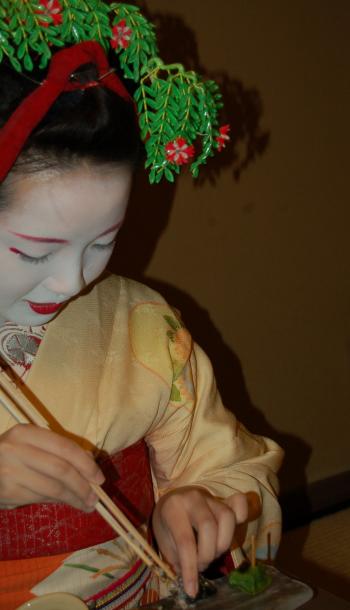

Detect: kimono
[0, 274, 283, 609]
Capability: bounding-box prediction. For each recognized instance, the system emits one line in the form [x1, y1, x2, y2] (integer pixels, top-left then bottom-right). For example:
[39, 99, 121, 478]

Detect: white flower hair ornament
[0, 1, 230, 183]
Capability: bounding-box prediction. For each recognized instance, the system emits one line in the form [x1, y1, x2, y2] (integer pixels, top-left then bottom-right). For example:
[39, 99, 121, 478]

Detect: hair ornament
[0, 1, 230, 183]
[0, 41, 132, 182]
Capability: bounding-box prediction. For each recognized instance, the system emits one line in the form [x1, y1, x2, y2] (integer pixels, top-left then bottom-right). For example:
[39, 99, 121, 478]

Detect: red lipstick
[27, 301, 66, 315]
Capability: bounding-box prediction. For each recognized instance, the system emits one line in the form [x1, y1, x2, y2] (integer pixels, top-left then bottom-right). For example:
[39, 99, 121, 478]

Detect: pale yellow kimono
[0, 274, 283, 607]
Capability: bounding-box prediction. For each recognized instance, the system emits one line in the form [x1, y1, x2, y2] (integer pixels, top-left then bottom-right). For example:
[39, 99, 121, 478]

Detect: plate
[140, 566, 314, 609]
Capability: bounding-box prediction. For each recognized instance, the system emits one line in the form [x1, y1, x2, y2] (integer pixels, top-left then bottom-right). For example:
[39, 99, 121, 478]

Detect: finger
[4, 441, 97, 510]
[192, 502, 218, 572]
[225, 493, 248, 524]
[159, 500, 199, 598]
[23, 445, 97, 509]
[21, 471, 97, 512]
[21, 472, 97, 512]
[6, 425, 104, 484]
[173, 522, 198, 598]
[151, 516, 180, 573]
[155, 530, 181, 574]
[207, 497, 236, 557]
[1, 461, 95, 511]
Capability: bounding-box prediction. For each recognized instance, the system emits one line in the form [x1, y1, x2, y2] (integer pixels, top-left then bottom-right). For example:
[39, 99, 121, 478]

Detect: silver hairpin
[98, 68, 117, 82]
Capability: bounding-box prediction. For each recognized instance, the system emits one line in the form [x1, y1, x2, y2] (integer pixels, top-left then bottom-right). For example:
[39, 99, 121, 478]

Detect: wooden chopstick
[0, 371, 49, 428]
[0, 371, 176, 581]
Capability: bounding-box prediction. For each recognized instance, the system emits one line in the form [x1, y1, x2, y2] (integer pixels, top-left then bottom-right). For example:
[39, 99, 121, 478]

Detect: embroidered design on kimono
[0, 322, 46, 379]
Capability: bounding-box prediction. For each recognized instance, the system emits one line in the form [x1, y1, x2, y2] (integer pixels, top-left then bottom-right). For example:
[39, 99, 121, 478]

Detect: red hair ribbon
[0, 41, 133, 182]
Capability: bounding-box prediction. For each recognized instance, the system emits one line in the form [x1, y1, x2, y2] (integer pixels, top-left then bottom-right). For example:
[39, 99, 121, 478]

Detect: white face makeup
[0, 164, 132, 327]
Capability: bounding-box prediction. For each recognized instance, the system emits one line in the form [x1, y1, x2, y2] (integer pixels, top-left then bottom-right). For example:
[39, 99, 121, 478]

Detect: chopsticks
[0, 370, 176, 581]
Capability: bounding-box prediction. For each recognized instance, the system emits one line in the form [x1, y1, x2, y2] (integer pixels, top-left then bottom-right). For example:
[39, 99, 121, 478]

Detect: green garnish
[228, 563, 272, 595]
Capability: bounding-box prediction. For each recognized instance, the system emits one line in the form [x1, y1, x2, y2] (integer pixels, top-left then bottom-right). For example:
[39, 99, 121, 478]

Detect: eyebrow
[97, 221, 123, 238]
[10, 232, 68, 244]
[9, 221, 123, 244]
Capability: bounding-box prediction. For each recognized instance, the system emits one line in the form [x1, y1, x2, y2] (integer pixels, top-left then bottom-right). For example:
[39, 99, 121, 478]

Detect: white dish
[16, 592, 88, 610]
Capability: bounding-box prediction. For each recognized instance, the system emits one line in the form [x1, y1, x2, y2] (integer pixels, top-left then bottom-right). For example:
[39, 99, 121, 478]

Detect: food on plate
[228, 563, 272, 595]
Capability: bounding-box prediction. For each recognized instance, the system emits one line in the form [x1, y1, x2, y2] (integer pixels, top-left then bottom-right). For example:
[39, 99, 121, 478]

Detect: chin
[2, 308, 59, 327]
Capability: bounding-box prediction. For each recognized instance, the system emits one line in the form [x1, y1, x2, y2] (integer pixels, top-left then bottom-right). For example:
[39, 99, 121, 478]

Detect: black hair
[0, 58, 142, 195]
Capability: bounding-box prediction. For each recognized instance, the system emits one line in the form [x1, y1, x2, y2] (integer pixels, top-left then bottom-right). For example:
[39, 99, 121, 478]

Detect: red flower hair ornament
[111, 19, 133, 49]
[0, 2, 229, 184]
[216, 124, 231, 151]
[37, 0, 63, 27]
[165, 138, 195, 166]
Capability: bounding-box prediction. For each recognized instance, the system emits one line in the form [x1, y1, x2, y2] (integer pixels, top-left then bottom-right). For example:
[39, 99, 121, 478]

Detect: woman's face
[0, 163, 132, 326]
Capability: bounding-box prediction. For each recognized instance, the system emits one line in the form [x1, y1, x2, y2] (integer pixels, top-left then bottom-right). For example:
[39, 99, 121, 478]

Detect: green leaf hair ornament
[0, 0, 230, 183]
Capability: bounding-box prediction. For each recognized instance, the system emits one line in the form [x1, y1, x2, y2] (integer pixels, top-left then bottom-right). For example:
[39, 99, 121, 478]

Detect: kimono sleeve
[145, 313, 284, 560]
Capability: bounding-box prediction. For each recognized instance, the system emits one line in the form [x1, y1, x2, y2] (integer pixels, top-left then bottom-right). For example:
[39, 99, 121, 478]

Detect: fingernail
[186, 580, 197, 598]
[93, 471, 105, 485]
[90, 470, 106, 485]
[87, 491, 98, 507]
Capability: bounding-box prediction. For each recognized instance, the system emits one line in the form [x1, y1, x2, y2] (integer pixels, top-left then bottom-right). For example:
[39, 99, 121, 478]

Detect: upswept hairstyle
[0, 59, 142, 182]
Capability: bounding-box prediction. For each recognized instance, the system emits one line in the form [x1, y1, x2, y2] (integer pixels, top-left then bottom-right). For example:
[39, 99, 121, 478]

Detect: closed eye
[9, 247, 51, 264]
[92, 238, 117, 251]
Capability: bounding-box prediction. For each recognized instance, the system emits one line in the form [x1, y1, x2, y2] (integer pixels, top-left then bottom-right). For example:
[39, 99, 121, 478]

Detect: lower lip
[27, 301, 66, 315]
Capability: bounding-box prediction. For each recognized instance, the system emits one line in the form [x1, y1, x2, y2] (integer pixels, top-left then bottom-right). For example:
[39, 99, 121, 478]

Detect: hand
[0, 424, 104, 511]
[152, 486, 248, 598]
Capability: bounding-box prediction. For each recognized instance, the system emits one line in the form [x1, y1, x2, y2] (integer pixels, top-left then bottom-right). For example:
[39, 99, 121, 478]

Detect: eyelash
[93, 239, 116, 251]
[10, 240, 116, 264]
[14, 252, 51, 265]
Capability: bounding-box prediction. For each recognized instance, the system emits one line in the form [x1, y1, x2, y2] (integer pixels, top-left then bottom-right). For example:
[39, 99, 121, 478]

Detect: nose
[43, 260, 87, 299]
